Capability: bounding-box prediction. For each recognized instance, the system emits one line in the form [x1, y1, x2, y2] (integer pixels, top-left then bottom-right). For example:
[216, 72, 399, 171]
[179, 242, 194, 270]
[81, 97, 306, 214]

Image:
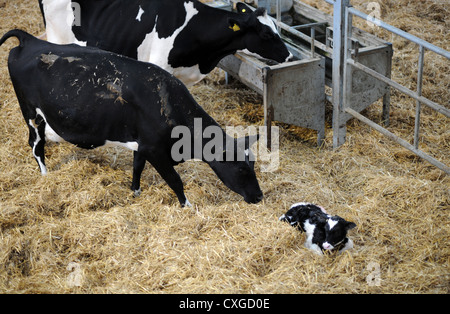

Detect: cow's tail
[0, 29, 34, 48]
[38, 0, 47, 26]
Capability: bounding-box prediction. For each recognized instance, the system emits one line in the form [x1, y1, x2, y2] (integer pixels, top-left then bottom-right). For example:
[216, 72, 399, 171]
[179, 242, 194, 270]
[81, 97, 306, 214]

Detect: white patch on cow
[243, 13, 294, 63]
[327, 218, 339, 230]
[172, 65, 205, 87]
[184, 198, 193, 208]
[104, 140, 139, 152]
[289, 203, 328, 215]
[240, 48, 293, 63]
[36, 110, 139, 152]
[28, 118, 48, 176]
[45, 124, 65, 143]
[36, 109, 65, 143]
[339, 238, 353, 253]
[289, 202, 310, 209]
[239, 48, 265, 61]
[43, 0, 87, 46]
[322, 242, 333, 250]
[137, 2, 200, 87]
[303, 220, 322, 254]
[257, 13, 279, 35]
[285, 52, 294, 62]
[136, 6, 145, 22]
[317, 205, 327, 214]
[303, 220, 315, 239]
[309, 243, 322, 255]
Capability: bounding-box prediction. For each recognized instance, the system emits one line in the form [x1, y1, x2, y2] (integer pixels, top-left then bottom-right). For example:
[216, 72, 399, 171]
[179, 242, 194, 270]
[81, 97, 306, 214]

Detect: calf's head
[229, 3, 293, 63]
[208, 134, 263, 204]
[322, 216, 357, 251]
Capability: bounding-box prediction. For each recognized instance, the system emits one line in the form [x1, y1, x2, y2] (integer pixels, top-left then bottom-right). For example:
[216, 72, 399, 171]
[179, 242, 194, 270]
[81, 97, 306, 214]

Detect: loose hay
[0, 0, 448, 293]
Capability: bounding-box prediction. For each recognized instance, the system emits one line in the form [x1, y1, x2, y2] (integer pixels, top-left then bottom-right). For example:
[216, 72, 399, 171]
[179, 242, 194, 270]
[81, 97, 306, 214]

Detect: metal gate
[329, 0, 450, 174]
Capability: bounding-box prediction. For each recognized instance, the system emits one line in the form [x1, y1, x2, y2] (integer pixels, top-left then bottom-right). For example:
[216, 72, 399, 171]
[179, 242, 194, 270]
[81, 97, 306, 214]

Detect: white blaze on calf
[327, 218, 339, 230]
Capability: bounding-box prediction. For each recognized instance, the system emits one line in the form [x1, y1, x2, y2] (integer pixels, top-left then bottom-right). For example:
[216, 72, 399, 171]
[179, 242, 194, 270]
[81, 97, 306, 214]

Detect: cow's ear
[236, 2, 252, 14]
[254, 7, 268, 18]
[228, 18, 242, 32]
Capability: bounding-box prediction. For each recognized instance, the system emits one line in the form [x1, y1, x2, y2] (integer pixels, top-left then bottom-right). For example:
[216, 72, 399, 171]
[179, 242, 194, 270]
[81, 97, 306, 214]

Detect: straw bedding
[0, 0, 448, 293]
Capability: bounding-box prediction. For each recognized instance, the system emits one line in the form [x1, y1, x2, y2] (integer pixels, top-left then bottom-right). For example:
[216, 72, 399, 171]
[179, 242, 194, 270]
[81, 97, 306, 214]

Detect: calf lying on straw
[280, 203, 356, 255]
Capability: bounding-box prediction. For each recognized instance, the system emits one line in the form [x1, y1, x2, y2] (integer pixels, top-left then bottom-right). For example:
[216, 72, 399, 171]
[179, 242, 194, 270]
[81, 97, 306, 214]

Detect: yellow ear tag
[242, 9, 246, 13]
[230, 24, 241, 32]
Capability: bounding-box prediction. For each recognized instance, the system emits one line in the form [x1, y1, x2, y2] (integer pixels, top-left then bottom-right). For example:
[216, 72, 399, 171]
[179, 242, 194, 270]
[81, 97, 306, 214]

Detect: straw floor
[0, 0, 448, 293]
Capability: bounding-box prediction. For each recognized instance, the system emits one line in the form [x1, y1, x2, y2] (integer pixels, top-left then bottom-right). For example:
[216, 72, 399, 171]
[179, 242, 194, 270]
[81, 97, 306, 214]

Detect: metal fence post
[332, 0, 350, 148]
[414, 45, 425, 149]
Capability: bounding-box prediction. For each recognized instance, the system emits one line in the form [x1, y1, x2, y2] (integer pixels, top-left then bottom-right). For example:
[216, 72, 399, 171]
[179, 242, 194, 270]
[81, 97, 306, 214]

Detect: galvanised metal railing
[327, 0, 450, 174]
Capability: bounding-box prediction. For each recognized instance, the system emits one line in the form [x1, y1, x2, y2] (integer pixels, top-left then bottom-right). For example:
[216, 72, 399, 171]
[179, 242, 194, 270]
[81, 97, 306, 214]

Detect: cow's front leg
[145, 152, 190, 207]
[27, 117, 47, 175]
[131, 151, 146, 196]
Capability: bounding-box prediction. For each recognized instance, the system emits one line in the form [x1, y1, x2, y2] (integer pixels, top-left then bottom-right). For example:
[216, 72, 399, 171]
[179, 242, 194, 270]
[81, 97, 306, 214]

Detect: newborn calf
[279, 203, 356, 255]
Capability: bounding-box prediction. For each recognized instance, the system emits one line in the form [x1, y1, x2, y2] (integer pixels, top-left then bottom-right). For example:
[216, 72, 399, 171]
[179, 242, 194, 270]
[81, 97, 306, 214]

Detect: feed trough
[218, 0, 326, 146]
[219, 50, 326, 146]
[285, 0, 393, 126]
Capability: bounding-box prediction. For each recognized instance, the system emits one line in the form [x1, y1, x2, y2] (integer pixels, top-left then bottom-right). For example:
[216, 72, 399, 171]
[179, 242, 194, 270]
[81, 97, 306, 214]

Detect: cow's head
[208, 134, 263, 204]
[229, 3, 293, 63]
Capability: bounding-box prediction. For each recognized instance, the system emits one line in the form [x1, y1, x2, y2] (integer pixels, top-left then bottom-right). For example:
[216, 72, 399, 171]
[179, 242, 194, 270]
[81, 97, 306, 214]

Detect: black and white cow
[0, 29, 264, 206]
[38, 0, 293, 86]
[279, 203, 356, 254]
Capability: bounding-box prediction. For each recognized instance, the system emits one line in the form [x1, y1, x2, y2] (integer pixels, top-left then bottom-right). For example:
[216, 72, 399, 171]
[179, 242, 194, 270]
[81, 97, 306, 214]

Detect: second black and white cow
[0, 29, 264, 206]
[39, 0, 293, 86]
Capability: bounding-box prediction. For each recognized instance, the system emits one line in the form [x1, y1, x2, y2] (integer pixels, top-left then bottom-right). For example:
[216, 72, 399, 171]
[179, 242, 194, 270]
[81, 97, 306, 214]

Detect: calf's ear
[346, 221, 357, 230]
